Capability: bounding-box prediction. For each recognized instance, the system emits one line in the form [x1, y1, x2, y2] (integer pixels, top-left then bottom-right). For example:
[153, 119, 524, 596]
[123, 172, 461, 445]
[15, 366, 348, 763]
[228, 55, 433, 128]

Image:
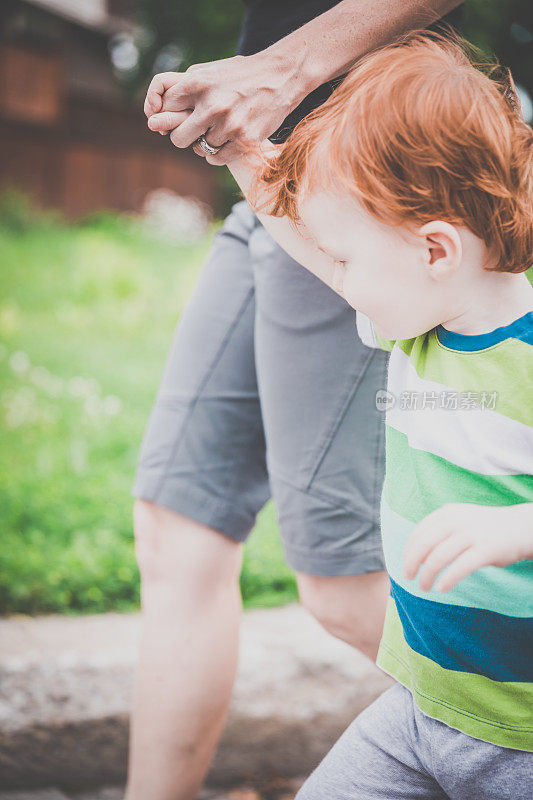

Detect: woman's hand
[144, 51, 311, 166]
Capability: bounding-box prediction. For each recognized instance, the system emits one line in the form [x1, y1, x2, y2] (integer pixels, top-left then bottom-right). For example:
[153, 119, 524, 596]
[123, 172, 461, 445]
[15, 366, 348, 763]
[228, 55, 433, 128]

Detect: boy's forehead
[298, 189, 363, 236]
[299, 188, 338, 222]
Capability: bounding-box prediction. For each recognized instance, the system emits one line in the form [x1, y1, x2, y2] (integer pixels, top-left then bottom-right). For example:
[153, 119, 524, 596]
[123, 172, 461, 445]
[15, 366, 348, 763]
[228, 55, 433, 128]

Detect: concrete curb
[0, 605, 392, 790]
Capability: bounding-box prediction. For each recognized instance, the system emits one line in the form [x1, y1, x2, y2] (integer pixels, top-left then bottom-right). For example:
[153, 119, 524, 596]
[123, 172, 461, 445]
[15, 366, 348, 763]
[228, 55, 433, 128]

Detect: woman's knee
[297, 572, 356, 640]
[133, 499, 242, 591]
[296, 571, 389, 652]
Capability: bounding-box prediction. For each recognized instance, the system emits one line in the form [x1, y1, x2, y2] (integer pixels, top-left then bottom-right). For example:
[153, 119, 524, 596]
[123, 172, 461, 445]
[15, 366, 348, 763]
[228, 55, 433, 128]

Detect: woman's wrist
[250, 43, 321, 111]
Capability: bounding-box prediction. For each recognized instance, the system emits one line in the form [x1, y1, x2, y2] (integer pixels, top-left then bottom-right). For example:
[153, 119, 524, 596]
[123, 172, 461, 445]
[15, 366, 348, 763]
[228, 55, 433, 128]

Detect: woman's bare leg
[125, 500, 243, 800]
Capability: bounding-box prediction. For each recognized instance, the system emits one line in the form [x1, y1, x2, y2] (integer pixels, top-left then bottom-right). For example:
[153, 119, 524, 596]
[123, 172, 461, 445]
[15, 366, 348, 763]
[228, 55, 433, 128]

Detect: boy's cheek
[343, 275, 384, 316]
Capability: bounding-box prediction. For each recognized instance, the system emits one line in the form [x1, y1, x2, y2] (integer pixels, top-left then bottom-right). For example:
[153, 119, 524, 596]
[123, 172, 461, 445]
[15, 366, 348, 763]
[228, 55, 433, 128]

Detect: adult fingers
[200, 140, 246, 166]
[191, 142, 207, 159]
[189, 116, 264, 165]
[169, 113, 223, 150]
[144, 72, 186, 116]
[148, 110, 190, 134]
[192, 139, 245, 166]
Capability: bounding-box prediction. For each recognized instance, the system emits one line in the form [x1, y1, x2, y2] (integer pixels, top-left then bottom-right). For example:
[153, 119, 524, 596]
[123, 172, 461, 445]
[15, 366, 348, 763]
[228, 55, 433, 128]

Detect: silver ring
[196, 135, 219, 155]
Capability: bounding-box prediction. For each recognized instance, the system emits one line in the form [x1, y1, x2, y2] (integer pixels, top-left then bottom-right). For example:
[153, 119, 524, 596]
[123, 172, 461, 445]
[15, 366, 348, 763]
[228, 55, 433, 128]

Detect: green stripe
[395, 332, 533, 427]
[375, 334, 395, 352]
[385, 425, 533, 523]
[380, 494, 533, 617]
[377, 598, 533, 751]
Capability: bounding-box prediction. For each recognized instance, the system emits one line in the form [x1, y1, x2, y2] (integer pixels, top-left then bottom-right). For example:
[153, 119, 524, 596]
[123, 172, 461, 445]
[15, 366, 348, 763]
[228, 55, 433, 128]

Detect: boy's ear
[417, 221, 462, 280]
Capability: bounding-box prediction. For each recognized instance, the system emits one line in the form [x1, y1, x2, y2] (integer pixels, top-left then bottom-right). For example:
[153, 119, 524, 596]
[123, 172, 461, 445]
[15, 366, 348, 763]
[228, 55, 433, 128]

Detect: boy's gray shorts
[132, 199, 388, 576]
[296, 683, 533, 800]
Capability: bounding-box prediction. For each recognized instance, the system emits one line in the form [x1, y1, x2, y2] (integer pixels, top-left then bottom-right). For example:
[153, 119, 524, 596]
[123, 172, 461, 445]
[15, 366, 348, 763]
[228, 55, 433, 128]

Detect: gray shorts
[296, 683, 533, 800]
[132, 199, 388, 576]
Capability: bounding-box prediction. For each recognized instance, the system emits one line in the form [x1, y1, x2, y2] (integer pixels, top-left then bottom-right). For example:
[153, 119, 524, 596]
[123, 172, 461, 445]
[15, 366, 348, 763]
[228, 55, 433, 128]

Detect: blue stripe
[436, 311, 533, 351]
[390, 577, 533, 682]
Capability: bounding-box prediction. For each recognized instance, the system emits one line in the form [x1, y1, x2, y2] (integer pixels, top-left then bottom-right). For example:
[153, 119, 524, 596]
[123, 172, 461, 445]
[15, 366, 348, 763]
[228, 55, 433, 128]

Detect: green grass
[0, 198, 297, 616]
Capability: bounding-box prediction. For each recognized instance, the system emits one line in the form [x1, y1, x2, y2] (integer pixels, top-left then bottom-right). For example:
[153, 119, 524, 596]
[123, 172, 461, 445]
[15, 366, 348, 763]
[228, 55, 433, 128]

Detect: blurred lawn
[0, 198, 298, 616]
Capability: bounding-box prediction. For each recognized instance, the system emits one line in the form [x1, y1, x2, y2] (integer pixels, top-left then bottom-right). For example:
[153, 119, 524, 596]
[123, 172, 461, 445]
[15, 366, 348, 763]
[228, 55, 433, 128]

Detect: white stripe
[386, 347, 533, 476]
[355, 312, 379, 349]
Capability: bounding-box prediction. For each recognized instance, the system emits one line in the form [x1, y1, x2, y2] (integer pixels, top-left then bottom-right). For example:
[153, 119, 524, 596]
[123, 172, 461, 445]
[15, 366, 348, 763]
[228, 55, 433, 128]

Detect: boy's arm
[228, 151, 341, 293]
[229, 153, 394, 348]
[147, 115, 334, 283]
[229, 152, 397, 349]
[403, 502, 533, 593]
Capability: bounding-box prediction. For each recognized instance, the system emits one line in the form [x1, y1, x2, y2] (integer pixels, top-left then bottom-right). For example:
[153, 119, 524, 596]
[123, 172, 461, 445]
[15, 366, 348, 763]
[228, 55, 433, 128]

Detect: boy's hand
[403, 503, 533, 593]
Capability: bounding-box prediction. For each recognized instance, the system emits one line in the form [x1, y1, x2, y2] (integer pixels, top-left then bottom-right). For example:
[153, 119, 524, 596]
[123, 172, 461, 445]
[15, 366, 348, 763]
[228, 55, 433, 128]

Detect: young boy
[149, 30, 533, 799]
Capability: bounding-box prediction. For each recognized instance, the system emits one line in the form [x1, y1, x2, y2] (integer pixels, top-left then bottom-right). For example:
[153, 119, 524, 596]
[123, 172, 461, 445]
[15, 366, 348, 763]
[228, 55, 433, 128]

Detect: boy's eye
[317, 242, 347, 265]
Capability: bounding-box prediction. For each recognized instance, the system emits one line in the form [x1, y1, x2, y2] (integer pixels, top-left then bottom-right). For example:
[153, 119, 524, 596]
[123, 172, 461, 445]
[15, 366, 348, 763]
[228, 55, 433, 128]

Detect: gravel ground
[0, 778, 307, 800]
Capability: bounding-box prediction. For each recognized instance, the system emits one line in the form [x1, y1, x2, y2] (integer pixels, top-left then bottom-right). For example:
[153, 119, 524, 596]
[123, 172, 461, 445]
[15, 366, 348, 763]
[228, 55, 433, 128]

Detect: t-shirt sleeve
[356, 312, 395, 352]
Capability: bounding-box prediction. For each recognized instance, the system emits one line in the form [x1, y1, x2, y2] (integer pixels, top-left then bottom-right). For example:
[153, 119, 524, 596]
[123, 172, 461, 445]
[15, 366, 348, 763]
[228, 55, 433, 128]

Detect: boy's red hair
[252, 29, 533, 274]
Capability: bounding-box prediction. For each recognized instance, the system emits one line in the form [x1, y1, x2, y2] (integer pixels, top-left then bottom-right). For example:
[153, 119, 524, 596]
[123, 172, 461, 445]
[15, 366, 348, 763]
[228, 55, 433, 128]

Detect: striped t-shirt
[356, 310, 533, 751]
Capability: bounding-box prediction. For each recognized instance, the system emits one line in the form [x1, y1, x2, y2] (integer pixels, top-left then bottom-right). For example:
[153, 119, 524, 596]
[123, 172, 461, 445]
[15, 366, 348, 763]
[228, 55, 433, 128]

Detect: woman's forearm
[263, 0, 464, 95]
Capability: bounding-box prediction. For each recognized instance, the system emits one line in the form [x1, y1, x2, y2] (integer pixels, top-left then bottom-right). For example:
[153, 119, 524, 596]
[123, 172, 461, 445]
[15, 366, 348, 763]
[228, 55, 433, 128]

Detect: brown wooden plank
[0, 43, 65, 126]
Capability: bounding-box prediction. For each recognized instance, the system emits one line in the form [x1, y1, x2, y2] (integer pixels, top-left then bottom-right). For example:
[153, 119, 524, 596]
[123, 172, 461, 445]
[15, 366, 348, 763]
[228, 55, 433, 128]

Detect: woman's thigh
[132, 199, 271, 541]
[251, 224, 389, 577]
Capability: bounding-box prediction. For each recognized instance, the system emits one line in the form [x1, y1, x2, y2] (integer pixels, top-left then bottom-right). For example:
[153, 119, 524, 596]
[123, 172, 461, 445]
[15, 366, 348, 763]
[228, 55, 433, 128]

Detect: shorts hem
[282, 539, 386, 577]
[131, 471, 257, 543]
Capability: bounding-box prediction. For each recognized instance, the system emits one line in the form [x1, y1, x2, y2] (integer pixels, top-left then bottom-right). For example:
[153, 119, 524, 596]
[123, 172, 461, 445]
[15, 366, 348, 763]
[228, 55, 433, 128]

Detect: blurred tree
[121, 0, 243, 95]
[463, 0, 532, 98]
[117, 1, 243, 215]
